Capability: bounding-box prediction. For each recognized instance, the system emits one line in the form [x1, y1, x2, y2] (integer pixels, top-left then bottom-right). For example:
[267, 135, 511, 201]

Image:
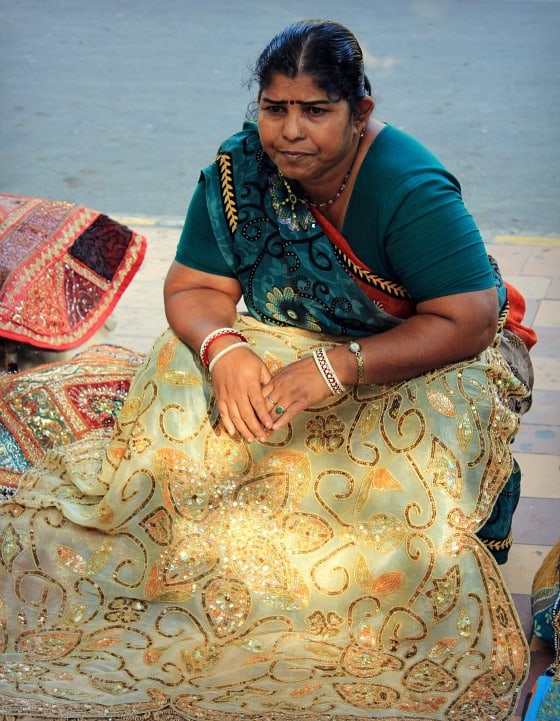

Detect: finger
[252, 393, 276, 430]
[224, 397, 271, 443]
[217, 401, 242, 439]
[270, 395, 311, 431]
[271, 401, 287, 418]
[217, 398, 253, 442]
[241, 380, 275, 431]
[261, 379, 275, 400]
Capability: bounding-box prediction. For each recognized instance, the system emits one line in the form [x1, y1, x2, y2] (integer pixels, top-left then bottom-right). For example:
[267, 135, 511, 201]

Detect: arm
[164, 260, 242, 345]
[164, 261, 275, 442]
[331, 286, 498, 385]
[264, 286, 498, 431]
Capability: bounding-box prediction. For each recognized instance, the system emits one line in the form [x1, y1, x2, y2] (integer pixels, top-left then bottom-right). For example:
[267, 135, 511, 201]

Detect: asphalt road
[1, 0, 559, 238]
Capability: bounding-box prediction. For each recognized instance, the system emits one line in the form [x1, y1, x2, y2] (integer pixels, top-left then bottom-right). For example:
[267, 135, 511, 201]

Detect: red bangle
[199, 328, 248, 368]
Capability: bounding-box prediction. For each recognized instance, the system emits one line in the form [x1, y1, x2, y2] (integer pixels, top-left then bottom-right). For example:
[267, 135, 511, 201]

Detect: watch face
[349, 341, 360, 352]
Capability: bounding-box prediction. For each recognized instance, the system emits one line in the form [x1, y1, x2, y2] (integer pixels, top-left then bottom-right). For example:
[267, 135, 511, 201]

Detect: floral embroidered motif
[104, 597, 148, 624]
[265, 286, 322, 331]
[268, 170, 315, 231]
[305, 413, 346, 453]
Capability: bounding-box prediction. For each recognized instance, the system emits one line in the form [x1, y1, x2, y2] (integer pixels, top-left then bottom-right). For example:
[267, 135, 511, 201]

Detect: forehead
[259, 73, 327, 101]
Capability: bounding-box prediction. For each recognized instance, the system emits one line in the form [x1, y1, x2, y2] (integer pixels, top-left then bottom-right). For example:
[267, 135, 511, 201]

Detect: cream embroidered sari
[0, 316, 529, 719]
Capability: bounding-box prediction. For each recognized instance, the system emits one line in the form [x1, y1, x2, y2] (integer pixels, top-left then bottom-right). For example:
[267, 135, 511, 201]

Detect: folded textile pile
[0, 344, 144, 497]
[0, 193, 146, 349]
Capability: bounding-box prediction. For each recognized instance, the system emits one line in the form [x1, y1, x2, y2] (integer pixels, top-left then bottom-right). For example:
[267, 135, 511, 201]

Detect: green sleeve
[344, 126, 496, 302]
[174, 178, 236, 278]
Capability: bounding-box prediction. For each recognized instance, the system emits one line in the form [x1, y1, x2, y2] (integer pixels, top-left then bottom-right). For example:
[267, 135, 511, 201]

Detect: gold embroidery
[0, 323, 530, 719]
[428, 437, 463, 499]
[0, 523, 22, 571]
[425, 565, 461, 620]
[427, 388, 456, 417]
[56, 539, 114, 576]
[216, 152, 238, 235]
[332, 244, 412, 299]
[404, 659, 458, 692]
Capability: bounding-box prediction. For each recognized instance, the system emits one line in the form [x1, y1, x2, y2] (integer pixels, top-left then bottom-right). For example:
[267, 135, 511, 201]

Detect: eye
[262, 104, 285, 115]
[306, 106, 327, 116]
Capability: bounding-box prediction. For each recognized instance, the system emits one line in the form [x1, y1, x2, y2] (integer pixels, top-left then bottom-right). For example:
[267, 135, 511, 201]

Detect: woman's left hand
[262, 355, 334, 430]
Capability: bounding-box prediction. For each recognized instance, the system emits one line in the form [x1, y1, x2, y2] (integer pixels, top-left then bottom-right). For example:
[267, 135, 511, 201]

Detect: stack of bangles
[200, 327, 249, 372]
[312, 347, 346, 395]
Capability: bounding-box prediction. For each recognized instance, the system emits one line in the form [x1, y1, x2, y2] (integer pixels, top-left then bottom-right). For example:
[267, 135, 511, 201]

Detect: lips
[279, 150, 313, 162]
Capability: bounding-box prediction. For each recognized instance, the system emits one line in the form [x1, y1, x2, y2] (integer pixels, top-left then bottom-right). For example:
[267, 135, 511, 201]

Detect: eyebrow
[260, 97, 334, 106]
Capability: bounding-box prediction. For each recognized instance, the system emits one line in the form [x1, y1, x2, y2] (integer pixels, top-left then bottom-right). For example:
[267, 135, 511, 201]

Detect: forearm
[165, 288, 239, 352]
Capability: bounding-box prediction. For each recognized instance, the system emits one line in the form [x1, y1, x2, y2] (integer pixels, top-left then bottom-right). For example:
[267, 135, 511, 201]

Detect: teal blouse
[176, 123, 497, 304]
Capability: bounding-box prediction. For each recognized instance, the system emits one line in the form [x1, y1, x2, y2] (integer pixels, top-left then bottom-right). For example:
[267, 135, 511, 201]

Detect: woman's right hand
[209, 343, 274, 443]
[165, 261, 272, 441]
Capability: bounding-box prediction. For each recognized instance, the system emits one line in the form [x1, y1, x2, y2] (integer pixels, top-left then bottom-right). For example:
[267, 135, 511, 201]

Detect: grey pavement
[1, 0, 559, 239]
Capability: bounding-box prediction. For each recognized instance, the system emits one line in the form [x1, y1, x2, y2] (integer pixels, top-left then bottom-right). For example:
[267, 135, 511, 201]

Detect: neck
[304, 135, 362, 210]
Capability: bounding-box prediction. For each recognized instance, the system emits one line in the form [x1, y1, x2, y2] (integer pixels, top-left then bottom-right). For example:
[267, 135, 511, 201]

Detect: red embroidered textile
[0, 344, 144, 495]
[0, 193, 147, 349]
[504, 281, 538, 350]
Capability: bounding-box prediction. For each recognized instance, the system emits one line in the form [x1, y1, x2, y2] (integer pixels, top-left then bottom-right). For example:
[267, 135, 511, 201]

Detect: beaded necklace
[306, 167, 353, 209]
[279, 131, 363, 211]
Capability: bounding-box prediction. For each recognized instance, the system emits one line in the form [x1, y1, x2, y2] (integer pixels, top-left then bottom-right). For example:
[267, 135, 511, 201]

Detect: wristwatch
[347, 341, 365, 384]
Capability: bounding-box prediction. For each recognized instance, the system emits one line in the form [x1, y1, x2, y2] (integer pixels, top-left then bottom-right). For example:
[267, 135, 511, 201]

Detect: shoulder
[202, 122, 267, 183]
[355, 124, 462, 210]
[368, 124, 446, 169]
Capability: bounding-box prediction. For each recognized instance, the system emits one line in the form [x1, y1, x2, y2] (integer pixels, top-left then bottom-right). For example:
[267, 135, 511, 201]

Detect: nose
[282, 109, 305, 140]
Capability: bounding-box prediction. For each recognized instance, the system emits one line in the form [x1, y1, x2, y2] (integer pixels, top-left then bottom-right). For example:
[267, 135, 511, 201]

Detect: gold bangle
[348, 341, 365, 384]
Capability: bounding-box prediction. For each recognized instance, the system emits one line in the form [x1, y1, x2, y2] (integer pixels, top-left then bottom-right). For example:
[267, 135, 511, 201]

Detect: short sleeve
[344, 127, 497, 303]
[385, 172, 496, 302]
[174, 178, 236, 278]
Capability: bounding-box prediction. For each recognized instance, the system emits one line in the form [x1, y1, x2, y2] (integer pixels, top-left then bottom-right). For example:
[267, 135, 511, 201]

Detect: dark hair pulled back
[252, 19, 372, 114]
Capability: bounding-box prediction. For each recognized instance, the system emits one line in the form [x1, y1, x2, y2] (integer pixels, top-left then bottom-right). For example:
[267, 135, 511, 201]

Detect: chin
[276, 161, 311, 183]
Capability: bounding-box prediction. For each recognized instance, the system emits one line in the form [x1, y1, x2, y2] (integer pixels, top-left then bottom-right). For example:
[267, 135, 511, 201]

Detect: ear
[353, 95, 375, 126]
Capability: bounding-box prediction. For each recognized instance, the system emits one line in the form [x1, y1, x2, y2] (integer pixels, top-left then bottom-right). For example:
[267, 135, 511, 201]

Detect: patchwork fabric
[0, 193, 146, 349]
[0, 344, 144, 496]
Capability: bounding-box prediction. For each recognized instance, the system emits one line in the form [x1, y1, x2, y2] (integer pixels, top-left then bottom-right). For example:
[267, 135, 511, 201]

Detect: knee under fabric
[477, 457, 522, 565]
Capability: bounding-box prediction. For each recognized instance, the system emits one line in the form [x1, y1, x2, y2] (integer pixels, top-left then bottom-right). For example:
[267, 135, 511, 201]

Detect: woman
[0, 20, 535, 720]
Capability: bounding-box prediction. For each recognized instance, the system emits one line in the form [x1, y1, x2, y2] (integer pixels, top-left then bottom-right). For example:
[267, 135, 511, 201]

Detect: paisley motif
[203, 576, 251, 638]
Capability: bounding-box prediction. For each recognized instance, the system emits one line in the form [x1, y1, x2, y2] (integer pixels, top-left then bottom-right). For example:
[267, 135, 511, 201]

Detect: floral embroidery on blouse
[265, 287, 322, 331]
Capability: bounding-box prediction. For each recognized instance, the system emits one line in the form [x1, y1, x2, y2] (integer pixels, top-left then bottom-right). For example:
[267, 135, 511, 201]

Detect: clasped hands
[209, 346, 333, 443]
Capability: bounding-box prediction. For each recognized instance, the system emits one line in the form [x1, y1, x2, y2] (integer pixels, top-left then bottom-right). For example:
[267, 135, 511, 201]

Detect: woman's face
[257, 73, 363, 194]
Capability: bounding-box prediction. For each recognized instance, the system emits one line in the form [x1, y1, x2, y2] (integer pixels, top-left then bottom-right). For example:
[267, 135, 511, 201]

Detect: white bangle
[312, 347, 346, 395]
[208, 341, 249, 373]
[199, 327, 247, 368]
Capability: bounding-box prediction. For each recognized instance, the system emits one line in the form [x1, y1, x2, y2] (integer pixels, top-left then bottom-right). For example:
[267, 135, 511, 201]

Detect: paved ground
[1, 0, 559, 236]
